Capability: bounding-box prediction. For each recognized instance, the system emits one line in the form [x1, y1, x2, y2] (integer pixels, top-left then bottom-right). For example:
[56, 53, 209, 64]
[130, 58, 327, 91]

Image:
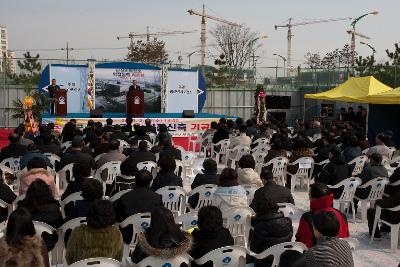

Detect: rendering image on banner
[95, 67, 161, 113]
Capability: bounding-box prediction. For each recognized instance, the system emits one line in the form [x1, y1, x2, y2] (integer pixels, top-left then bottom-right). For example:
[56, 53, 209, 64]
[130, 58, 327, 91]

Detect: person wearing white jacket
[237, 155, 263, 187]
[213, 168, 248, 211]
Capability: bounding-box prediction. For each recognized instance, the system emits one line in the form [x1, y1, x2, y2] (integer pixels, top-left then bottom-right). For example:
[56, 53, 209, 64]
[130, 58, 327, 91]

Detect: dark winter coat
[250, 180, 295, 210]
[0, 182, 16, 222]
[188, 171, 219, 209]
[316, 157, 351, 186]
[151, 172, 183, 192]
[190, 228, 234, 267]
[376, 192, 400, 224]
[250, 213, 293, 267]
[251, 213, 293, 253]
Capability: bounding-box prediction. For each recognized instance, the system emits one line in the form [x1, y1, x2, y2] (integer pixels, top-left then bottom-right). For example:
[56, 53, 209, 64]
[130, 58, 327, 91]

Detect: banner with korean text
[167, 70, 198, 113]
[49, 65, 89, 113]
[42, 117, 220, 137]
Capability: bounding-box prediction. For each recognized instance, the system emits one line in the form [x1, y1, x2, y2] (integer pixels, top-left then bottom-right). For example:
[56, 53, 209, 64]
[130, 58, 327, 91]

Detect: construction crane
[347, 30, 371, 69]
[275, 17, 352, 75]
[117, 26, 196, 44]
[187, 5, 241, 68]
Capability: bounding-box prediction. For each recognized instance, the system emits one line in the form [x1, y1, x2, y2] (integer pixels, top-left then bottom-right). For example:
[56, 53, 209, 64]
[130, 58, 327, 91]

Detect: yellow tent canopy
[356, 86, 400, 104]
[304, 76, 392, 103]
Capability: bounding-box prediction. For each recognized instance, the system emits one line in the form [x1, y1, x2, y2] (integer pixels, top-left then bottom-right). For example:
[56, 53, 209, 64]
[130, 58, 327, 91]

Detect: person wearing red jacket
[296, 182, 350, 248]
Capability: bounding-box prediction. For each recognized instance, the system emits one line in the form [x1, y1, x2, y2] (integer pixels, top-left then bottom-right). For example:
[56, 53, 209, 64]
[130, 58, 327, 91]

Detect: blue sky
[1, 0, 398, 68]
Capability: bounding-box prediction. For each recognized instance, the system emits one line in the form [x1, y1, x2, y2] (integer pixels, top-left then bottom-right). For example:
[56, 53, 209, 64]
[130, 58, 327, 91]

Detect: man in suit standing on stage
[129, 79, 141, 92]
[127, 79, 144, 117]
[47, 78, 60, 115]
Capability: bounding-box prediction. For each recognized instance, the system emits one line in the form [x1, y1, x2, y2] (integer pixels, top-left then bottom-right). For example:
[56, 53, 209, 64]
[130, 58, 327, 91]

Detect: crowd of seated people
[0, 113, 398, 267]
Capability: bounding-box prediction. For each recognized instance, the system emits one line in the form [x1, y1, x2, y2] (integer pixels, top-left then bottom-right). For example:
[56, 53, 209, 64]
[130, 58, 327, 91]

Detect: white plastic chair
[110, 189, 132, 202]
[195, 246, 247, 267]
[388, 147, 396, 160]
[156, 186, 186, 217]
[146, 132, 157, 144]
[137, 161, 158, 178]
[60, 192, 83, 217]
[212, 139, 230, 164]
[278, 203, 296, 218]
[0, 199, 12, 217]
[287, 157, 314, 192]
[58, 217, 87, 265]
[223, 207, 255, 248]
[69, 257, 121, 267]
[241, 184, 261, 205]
[44, 153, 61, 169]
[58, 163, 74, 189]
[119, 212, 151, 258]
[94, 153, 105, 163]
[61, 141, 72, 151]
[348, 155, 368, 177]
[201, 134, 214, 157]
[181, 151, 196, 179]
[0, 157, 21, 173]
[175, 211, 198, 231]
[355, 177, 389, 222]
[252, 242, 307, 267]
[187, 184, 217, 211]
[260, 157, 289, 186]
[117, 139, 129, 153]
[252, 151, 267, 167]
[252, 144, 271, 154]
[252, 137, 270, 147]
[188, 130, 205, 153]
[133, 254, 193, 267]
[370, 204, 400, 252]
[33, 221, 58, 264]
[227, 145, 251, 168]
[95, 161, 122, 193]
[382, 156, 396, 176]
[174, 159, 185, 178]
[0, 165, 15, 190]
[328, 177, 362, 223]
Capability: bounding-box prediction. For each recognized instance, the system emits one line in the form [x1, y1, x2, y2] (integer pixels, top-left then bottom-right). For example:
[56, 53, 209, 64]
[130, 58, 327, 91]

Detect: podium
[126, 90, 144, 117]
[55, 89, 68, 116]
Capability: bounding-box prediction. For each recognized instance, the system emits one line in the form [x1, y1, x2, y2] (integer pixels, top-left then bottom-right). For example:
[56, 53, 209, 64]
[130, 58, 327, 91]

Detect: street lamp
[350, 11, 378, 69]
[187, 51, 199, 67]
[360, 41, 376, 56]
[273, 53, 287, 77]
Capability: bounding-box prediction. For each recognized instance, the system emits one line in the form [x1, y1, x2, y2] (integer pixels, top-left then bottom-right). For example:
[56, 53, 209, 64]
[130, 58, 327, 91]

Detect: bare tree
[304, 52, 322, 69]
[211, 24, 260, 83]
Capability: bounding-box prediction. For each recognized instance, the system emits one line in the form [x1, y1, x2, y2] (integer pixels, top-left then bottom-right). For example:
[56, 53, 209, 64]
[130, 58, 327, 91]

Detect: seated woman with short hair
[66, 199, 123, 265]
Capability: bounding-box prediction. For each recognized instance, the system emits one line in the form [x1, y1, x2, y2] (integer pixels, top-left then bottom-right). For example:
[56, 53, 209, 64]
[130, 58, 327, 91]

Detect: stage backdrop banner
[49, 65, 89, 113]
[167, 70, 199, 113]
[95, 66, 161, 113]
[42, 117, 215, 137]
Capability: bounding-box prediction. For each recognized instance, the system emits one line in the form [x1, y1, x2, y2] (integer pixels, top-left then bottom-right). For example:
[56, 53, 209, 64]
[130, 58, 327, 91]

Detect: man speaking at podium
[47, 78, 60, 115]
[127, 80, 144, 118]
